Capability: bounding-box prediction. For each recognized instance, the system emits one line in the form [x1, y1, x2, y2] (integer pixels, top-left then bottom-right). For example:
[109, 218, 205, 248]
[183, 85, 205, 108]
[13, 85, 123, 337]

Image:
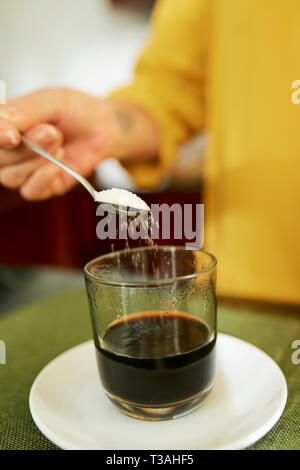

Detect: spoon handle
[22, 136, 96, 199]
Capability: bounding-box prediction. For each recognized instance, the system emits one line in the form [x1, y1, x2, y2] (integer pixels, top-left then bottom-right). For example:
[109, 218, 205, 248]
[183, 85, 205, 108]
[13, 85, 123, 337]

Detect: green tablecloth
[0, 288, 299, 450]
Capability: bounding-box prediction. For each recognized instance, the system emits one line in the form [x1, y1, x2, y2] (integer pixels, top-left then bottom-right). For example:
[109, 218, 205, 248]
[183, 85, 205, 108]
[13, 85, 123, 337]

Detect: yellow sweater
[111, 0, 300, 304]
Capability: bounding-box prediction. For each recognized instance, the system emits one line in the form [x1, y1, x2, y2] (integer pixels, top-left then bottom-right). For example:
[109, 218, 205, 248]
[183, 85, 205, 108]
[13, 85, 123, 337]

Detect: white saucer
[29, 334, 287, 450]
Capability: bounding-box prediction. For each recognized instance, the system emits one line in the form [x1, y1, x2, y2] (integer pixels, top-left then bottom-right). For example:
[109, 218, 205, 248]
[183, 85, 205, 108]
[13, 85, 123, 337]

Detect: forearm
[107, 99, 160, 163]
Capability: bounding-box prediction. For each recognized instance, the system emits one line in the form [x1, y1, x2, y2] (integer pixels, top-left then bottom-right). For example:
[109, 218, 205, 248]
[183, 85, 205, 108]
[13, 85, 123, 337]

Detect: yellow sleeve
[110, 0, 208, 188]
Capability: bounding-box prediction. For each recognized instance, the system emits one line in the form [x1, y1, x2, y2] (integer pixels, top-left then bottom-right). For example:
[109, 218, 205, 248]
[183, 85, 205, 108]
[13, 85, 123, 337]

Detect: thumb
[24, 123, 64, 151]
[0, 88, 66, 133]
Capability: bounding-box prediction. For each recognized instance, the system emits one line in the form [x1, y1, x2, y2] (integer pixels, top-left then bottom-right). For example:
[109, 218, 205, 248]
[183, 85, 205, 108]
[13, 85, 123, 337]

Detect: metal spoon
[22, 136, 149, 216]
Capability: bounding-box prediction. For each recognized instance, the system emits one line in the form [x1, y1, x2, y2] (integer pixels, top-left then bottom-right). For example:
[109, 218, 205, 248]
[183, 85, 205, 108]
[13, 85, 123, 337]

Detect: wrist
[106, 98, 159, 163]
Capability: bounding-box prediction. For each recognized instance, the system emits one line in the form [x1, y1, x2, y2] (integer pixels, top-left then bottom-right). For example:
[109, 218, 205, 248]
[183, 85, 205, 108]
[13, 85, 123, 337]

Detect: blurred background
[0, 0, 204, 312]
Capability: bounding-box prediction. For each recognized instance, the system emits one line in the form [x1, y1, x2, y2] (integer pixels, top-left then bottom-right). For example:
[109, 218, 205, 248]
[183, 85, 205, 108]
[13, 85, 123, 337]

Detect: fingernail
[47, 126, 59, 138]
[0, 105, 18, 122]
[0, 130, 18, 146]
[28, 127, 46, 141]
[29, 125, 57, 144]
[0, 111, 11, 120]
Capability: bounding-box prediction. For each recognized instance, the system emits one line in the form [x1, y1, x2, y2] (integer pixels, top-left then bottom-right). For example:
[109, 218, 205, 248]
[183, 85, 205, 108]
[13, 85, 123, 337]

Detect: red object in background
[0, 184, 202, 268]
[0, 186, 97, 267]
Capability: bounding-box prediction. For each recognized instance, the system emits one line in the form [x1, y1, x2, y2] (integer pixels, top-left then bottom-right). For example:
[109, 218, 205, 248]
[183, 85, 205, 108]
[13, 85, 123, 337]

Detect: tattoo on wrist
[115, 110, 133, 132]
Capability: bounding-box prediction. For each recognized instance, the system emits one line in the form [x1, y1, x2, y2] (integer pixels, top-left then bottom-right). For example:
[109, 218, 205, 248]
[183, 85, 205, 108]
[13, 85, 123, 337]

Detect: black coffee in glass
[96, 311, 216, 407]
[84, 246, 217, 420]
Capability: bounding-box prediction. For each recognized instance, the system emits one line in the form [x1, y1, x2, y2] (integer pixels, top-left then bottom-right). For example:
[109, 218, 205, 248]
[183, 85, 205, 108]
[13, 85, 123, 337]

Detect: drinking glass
[84, 246, 217, 421]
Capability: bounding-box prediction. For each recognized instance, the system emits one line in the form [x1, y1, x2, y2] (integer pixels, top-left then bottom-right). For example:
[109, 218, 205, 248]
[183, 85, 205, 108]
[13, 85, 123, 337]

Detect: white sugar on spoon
[94, 188, 150, 214]
[22, 137, 150, 215]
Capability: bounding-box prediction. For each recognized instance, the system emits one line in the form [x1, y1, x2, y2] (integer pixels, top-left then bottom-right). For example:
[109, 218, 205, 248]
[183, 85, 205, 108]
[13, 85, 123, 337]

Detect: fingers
[17, 140, 98, 201]
[0, 88, 66, 159]
[0, 88, 66, 132]
[0, 147, 65, 191]
[25, 123, 64, 148]
[0, 118, 21, 149]
[0, 123, 64, 190]
[1, 136, 100, 201]
[0, 123, 63, 166]
[0, 156, 45, 189]
[20, 158, 76, 201]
